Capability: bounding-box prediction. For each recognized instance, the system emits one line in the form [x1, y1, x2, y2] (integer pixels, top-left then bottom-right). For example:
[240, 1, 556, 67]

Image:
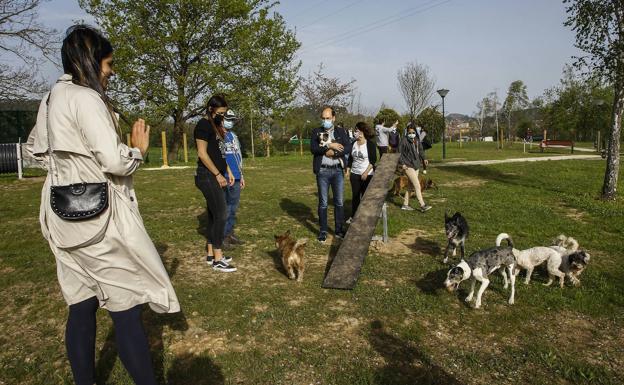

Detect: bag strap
[44, 92, 58, 186]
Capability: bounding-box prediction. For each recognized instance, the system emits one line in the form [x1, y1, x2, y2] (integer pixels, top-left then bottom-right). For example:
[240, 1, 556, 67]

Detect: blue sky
[37, 0, 581, 115]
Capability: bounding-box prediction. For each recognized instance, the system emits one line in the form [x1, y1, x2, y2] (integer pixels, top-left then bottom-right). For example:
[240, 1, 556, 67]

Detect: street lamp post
[437, 88, 449, 159]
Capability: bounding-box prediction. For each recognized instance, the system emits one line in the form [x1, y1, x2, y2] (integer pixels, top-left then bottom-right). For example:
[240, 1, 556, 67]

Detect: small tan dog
[391, 175, 437, 197]
[274, 230, 307, 282]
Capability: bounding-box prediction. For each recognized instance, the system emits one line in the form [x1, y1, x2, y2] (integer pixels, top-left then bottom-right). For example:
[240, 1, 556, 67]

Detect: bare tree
[299, 63, 357, 113]
[397, 61, 435, 122]
[474, 97, 490, 139]
[0, 0, 57, 99]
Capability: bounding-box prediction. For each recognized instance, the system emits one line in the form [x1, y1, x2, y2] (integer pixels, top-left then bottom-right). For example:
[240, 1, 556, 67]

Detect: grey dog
[444, 236, 516, 309]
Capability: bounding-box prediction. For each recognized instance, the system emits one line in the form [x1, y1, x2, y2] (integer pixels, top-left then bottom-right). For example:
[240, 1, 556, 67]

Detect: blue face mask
[223, 120, 234, 130]
[322, 119, 333, 130]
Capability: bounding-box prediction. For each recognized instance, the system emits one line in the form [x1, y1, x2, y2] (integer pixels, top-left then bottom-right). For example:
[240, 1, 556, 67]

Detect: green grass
[0, 150, 622, 385]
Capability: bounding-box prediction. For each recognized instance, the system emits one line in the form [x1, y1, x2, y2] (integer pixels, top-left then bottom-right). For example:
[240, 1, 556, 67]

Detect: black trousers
[195, 167, 227, 249]
[65, 296, 157, 385]
[350, 172, 371, 218]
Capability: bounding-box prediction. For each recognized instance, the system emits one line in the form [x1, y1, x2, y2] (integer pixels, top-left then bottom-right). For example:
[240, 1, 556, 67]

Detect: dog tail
[566, 237, 579, 251]
[294, 238, 308, 251]
[496, 233, 513, 248]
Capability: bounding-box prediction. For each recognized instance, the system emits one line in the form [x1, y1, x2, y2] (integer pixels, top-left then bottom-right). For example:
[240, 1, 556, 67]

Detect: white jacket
[25, 74, 179, 313]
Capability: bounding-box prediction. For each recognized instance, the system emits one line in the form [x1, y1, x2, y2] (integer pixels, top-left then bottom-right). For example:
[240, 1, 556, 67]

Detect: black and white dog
[443, 211, 469, 264]
[444, 235, 516, 309]
[547, 235, 589, 287]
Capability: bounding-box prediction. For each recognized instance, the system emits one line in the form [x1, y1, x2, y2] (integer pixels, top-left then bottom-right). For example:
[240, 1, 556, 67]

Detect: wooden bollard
[183, 132, 189, 163]
[126, 133, 132, 147]
[161, 131, 169, 168]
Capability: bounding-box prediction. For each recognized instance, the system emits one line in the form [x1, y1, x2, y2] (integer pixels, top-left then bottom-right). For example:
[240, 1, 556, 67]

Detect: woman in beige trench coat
[25, 26, 179, 385]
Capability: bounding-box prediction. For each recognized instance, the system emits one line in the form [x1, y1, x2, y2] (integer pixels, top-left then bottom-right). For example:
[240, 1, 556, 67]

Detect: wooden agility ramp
[322, 153, 399, 290]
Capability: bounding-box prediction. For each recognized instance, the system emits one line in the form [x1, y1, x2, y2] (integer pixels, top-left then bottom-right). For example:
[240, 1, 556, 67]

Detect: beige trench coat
[25, 74, 180, 313]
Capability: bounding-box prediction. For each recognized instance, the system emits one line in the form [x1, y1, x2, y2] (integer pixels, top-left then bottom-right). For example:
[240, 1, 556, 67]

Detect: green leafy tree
[564, 0, 624, 200]
[415, 107, 444, 143]
[79, 0, 300, 160]
[502, 80, 529, 142]
[374, 108, 401, 128]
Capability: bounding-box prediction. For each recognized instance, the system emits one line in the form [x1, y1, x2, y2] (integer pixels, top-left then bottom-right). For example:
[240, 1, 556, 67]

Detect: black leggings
[65, 296, 157, 385]
[195, 167, 227, 249]
[350, 172, 371, 217]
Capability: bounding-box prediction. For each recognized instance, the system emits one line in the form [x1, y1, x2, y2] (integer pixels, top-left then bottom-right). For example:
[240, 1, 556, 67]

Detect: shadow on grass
[443, 165, 553, 193]
[96, 254, 191, 385]
[410, 237, 442, 257]
[414, 268, 448, 296]
[280, 198, 318, 234]
[167, 353, 224, 385]
[369, 320, 464, 385]
[323, 236, 342, 278]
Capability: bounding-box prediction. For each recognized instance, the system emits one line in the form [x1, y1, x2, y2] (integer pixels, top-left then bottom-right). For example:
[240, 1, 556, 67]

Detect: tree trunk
[169, 111, 185, 163]
[602, 82, 623, 200]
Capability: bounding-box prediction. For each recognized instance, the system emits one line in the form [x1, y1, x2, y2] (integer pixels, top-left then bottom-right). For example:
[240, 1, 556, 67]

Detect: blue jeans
[224, 180, 241, 236]
[316, 167, 345, 233]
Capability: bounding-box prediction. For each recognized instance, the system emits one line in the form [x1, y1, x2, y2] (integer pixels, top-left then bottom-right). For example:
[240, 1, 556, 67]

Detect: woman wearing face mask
[346, 122, 377, 223]
[398, 126, 432, 212]
[194, 94, 237, 272]
[25, 25, 179, 385]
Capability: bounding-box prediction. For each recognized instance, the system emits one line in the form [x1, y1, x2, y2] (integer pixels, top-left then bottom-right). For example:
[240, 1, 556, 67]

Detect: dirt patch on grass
[439, 179, 487, 188]
[563, 207, 587, 223]
[371, 228, 440, 257]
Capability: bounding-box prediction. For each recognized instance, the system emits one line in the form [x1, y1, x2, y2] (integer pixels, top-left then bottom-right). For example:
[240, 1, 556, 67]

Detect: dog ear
[286, 230, 291, 236]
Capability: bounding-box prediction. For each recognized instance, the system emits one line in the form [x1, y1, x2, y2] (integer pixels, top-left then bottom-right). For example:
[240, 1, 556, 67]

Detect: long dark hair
[206, 94, 228, 139]
[61, 25, 126, 128]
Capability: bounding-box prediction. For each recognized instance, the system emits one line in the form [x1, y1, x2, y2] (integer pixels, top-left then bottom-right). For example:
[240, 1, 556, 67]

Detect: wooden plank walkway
[322, 153, 400, 290]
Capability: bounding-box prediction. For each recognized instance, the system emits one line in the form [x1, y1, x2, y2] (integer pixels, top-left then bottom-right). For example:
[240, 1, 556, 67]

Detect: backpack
[388, 130, 400, 148]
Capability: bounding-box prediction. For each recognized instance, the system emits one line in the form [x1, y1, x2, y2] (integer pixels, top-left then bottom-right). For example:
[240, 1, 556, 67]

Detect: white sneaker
[401, 205, 414, 211]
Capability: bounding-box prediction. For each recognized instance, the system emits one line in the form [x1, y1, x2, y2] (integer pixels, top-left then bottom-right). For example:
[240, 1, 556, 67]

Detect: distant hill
[446, 113, 471, 121]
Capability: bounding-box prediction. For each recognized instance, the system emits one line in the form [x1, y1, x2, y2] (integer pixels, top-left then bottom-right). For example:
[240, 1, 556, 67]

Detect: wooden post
[299, 131, 303, 156]
[250, 111, 255, 159]
[459, 128, 462, 149]
[161, 131, 169, 168]
[126, 133, 132, 147]
[183, 132, 189, 163]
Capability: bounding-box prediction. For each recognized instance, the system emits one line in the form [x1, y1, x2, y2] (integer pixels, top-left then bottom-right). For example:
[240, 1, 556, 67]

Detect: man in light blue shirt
[223, 109, 245, 247]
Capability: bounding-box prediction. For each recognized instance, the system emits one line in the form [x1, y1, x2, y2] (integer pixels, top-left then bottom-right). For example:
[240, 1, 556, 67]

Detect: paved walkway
[141, 153, 602, 171]
[433, 154, 602, 167]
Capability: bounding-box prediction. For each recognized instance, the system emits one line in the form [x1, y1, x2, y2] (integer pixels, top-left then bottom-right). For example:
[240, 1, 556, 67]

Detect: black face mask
[213, 114, 224, 127]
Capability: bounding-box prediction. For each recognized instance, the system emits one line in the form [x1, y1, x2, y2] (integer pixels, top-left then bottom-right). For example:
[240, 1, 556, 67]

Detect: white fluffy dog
[496, 233, 561, 285]
[546, 234, 590, 287]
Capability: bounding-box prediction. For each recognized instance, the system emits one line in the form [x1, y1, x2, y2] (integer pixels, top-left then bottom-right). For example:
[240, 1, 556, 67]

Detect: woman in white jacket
[26, 25, 179, 385]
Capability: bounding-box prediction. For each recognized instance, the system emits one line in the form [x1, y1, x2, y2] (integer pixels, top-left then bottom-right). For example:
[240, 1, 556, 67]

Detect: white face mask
[354, 132, 361, 140]
[223, 120, 234, 130]
[408, 133, 417, 139]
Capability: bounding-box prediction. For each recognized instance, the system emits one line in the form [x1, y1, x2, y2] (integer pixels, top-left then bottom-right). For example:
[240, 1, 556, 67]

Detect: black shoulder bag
[46, 93, 109, 221]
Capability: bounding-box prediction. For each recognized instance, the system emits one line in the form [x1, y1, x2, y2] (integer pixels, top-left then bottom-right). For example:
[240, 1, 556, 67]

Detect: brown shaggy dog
[391, 175, 437, 197]
[274, 230, 307, 282]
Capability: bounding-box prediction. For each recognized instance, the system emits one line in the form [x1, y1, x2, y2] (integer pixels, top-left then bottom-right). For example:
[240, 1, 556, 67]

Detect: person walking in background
[310, 107, 352, 243]
[375, 119, 398, 156]
[398, 125, 431, 213]
[222, 109, 245, 249]
[194, 95, 237, 272]
[25, 25, 179, 385]
[346, 122, 377, 224]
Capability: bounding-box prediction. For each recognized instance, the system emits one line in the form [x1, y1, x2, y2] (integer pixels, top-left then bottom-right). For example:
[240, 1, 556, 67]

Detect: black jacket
[398, 136, 426, 170]
[347, 139, 377, 172]
[310, 126, 352, 174]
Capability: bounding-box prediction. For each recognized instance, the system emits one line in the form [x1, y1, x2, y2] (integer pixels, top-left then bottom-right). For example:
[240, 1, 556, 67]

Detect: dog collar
[457, 260, 471, 281]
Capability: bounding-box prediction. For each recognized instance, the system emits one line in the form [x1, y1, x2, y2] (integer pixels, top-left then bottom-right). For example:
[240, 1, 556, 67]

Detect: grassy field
[0, 149, 622, 385]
